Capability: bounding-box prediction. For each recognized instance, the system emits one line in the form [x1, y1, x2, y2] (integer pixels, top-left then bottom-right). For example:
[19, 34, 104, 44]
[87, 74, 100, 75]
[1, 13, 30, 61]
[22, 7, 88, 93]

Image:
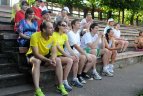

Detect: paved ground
[20, 62, 143, 96]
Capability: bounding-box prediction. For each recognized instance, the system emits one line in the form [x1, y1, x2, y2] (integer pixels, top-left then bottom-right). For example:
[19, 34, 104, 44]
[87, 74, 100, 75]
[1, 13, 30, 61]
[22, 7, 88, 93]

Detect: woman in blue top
[18, 8, 38, 47]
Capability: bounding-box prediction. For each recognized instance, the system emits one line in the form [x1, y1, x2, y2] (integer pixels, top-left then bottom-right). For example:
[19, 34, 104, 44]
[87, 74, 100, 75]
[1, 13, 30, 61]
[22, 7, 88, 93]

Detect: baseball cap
[41, 10, 51, 16]
[108, 18, 114, 23]
[63, 7, 70, 13]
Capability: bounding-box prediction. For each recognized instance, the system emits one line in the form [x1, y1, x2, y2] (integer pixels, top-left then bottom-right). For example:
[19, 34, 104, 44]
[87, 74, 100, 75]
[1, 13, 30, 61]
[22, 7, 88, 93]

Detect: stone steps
[0, 73, 31, 88]
[0, 84, 33, 96]
[0, 63, 19, 74]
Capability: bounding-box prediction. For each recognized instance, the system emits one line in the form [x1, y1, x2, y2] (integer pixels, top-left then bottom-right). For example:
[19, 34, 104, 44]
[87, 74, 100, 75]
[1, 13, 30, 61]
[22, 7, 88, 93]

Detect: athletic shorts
[84, 48, 101, 57]
[26, 53, 51, 66]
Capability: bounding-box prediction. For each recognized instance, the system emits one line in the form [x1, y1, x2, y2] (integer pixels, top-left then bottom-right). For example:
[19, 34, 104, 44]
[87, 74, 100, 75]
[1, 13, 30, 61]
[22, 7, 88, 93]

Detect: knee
[125, 41, 129, 45]
[88, 54, 96, 63]
[67, 58, 73, 65]
[80, 55, 86, 61]
[55, 57, 62, 66]
[31, 58, 41, 68]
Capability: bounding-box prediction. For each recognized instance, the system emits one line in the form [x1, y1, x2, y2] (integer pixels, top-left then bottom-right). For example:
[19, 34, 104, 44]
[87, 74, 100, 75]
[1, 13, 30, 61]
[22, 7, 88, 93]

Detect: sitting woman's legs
[58, 56, 73, 91]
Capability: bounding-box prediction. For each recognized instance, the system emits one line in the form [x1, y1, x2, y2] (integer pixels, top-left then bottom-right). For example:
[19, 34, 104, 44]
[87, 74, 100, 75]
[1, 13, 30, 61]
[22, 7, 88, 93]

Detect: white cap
[63, 7, 70, 13]
[108, 18, 114, 23]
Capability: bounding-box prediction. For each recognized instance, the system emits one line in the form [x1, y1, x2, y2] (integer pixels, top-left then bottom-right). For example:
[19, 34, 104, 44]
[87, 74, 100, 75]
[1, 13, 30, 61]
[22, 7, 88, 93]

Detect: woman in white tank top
[105, 28, 120, 74]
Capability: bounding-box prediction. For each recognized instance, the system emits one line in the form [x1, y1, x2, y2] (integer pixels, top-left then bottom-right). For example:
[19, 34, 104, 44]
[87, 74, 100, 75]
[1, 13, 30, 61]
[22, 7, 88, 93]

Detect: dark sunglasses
[60, 24, 67, 27]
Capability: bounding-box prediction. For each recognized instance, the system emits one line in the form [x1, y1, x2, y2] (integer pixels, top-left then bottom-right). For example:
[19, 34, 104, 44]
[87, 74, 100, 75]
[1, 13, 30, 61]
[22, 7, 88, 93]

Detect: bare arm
[32, 46, 51, 62]
[51, 46, 57, 60]
[19, 33, 30, 40]
[65, 40, 76, 56]
[57, 44, 70, 57]
[74, 44, 87, 55]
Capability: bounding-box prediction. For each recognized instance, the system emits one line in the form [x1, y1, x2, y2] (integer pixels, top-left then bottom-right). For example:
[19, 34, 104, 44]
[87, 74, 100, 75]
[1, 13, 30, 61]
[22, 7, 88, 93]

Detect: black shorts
[27, 53, 51, 66]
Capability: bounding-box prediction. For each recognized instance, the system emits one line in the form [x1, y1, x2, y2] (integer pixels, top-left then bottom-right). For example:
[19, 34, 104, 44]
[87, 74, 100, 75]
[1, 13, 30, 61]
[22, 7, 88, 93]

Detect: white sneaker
[103, 69, 114, 77]
[93, 73, 102, 80]
[108, 64, 114, 73]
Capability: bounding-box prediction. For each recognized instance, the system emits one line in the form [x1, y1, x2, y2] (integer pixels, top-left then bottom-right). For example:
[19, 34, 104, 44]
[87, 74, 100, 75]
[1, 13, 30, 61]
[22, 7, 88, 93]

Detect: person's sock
[92, 69, 98, 75]
[73, 77, 78, 81]
[81, 72, 87, 77]
[109, 64, 114, 68]
[63, 80, 69, 86]
[103, 65, 109, 71]
[77, 74, 81, 78]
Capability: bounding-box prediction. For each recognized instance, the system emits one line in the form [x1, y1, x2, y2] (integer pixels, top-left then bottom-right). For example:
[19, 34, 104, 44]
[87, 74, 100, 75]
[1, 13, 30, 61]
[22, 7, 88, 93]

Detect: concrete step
[0, 33, 18, 40]
[0, 63, 19, 74]
[0, 54, 15, 64]
[0, 24, 13, 31]
[0, 73, 31, 88]
[0, 84, 33, 96]
[0, 17, 11, 24]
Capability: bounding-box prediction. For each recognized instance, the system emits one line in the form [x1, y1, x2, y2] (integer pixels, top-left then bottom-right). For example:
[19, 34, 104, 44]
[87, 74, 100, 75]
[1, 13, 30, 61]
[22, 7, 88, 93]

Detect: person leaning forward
[26, 21, 68, 96]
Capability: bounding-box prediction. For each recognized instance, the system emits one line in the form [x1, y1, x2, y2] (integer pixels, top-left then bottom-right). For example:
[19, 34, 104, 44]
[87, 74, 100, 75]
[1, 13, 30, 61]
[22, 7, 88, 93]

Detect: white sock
[73, 77, 78, 81]
[109, 64, 114, 68]
[93, 69, 98, 75]
[103, 65, 109, 71]
[63, 80, 69, 86]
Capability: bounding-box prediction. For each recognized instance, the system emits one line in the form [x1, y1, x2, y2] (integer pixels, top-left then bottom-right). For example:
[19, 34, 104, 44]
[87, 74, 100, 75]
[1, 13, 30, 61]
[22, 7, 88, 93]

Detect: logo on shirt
[47, 43, 52, 48]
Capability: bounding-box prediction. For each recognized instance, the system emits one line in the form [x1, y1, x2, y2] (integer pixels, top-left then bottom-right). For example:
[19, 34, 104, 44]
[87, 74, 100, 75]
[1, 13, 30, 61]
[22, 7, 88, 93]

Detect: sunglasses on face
[60, 24, 67, 27]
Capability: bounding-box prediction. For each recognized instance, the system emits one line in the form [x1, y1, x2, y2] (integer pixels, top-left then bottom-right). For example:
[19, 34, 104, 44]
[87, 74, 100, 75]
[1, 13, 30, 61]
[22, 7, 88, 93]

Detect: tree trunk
[118, 10, 120, 23]
[107, 10, 112, 19]
[122, 9, 125, 24]
[130, 11, 135, 25]
[67, 5, 73, 15]
[91, 4, 95, 19]
[98, 11, 102, 20]
[136, 15, 139, 26]
[83, 8, 88, 18]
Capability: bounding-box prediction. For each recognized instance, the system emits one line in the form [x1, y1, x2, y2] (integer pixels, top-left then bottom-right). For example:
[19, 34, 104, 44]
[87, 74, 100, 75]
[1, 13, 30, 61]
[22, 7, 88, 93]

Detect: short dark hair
[40, 21, 47, 32]
[21, 1, 29, 7]
[89, 22, 98, 32]
[54, 21, 67, 32]
[25, 8, 34, 19]
[71, 19, 80, 29]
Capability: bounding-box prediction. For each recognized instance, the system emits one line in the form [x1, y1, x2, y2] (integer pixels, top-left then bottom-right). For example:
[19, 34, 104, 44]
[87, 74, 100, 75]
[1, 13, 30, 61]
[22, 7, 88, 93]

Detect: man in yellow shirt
[26, 21, 68, 96]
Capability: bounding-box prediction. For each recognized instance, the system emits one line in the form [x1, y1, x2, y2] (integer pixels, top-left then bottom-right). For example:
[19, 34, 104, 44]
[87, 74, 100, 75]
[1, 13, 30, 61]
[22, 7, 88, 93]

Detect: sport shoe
[35, 88, 45, 96]
[108, 66, 114, 73]
[82, 74, 93, 80]
[92, 73, 102, 80]
[71, 79, 83, 88]
[63, 83, 72, 92]
[78, 76, 86, 84]
[57, 84, 68, 96]
[103, 70, 114, 77]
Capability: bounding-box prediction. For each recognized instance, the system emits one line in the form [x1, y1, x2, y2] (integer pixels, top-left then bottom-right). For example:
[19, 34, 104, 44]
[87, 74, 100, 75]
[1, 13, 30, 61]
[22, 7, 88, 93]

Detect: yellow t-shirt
[26, 32, 56, 56]
[52, 32, 68, 56]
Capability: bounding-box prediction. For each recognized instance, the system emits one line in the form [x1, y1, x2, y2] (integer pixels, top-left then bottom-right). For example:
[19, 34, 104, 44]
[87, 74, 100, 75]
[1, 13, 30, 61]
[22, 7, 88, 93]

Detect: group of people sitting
[12, 0, 143, 96]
